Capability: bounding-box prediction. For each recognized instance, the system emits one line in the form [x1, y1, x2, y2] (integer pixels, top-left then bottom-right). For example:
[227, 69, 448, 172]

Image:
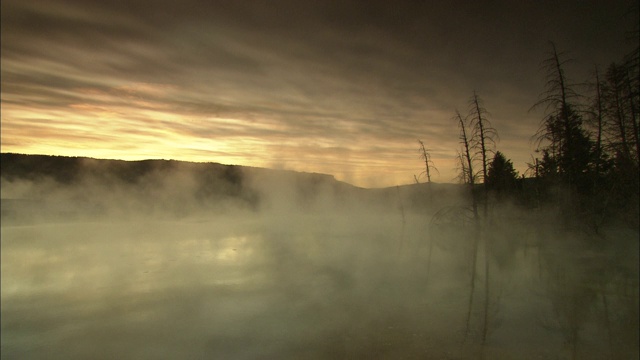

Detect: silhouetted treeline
[525, 41, 639, 229]
[449, 40, 639, 230]
[440, 39, 639, 349]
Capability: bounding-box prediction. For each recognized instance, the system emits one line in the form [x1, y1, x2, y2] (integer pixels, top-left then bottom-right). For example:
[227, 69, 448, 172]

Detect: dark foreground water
[1, 213, 638, 359]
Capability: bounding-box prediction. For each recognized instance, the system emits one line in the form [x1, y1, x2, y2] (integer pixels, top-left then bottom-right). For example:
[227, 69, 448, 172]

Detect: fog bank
[1, 154, 638, 359]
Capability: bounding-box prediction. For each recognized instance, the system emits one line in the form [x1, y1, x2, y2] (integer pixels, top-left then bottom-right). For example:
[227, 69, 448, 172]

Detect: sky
[1, 0, 638, 187]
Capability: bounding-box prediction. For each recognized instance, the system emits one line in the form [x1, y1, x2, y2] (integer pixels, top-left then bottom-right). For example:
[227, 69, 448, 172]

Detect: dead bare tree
[454, 109, 481, 341]
[605, 63, 634, 162]
[467, 91, 499, 345]
[468, 91, 498, 189]
[417, 139, 439, 183]
[456, 110, 476, 190]
[416, 139, 439, 203]
[531, 42, 592, 191]
[590, 67, 606, 173]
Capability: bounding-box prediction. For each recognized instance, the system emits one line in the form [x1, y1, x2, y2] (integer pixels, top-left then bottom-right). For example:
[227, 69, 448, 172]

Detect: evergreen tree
[486, 151, 518, 195]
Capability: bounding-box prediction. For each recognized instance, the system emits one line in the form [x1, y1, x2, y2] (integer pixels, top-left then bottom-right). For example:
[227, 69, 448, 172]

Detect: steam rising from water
[1, 168, 638, 359]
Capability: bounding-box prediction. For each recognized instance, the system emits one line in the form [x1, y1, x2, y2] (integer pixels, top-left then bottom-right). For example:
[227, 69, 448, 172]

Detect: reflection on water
[1, 215, 638, 359]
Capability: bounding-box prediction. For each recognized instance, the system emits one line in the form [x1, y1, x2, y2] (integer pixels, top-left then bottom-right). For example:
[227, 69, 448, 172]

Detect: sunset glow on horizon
[2, 0, 637, 187]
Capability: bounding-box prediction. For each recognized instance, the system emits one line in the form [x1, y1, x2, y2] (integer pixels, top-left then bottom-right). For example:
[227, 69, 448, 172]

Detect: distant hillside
[0, 153, 333, 187]
[0, 153, 470, 223]
[0, 153, 371, 220]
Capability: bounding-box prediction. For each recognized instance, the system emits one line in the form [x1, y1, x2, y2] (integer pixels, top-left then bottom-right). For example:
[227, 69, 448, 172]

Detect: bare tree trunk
[471, 92, 489, 186]
[551, 42, 570, 127]
[482, 233, 490, 344]
[594, 68, 605, 173]
[471, 92, 492, 220]
[468, 92, 498, 345]
[456, 110, 481, 341]
[396, 186, 406, 253]
[418, 139, 438, 203]
[456, 110, 475, 189]
[613, 75, 632, 160]
[624, 70, 640, 163]
[464, 228, 480, 342]
[601, 292, 614, 359]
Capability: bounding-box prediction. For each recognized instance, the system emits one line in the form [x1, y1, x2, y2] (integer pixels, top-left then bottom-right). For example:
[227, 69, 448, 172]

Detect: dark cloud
[1, 0, 637, 186]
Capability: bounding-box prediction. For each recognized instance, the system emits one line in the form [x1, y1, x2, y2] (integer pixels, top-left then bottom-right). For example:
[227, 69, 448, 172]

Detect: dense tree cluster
[438, 39, 638, 229]
[529, 41, 639, 228]
[422, 33, 638, 355]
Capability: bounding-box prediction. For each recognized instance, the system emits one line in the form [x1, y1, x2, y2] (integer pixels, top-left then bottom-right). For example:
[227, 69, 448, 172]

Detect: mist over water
[1, 162, 638, 359]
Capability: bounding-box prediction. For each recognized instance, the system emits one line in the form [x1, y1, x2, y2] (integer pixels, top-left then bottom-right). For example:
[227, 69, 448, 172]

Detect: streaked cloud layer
[2, 0, 637, 186]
